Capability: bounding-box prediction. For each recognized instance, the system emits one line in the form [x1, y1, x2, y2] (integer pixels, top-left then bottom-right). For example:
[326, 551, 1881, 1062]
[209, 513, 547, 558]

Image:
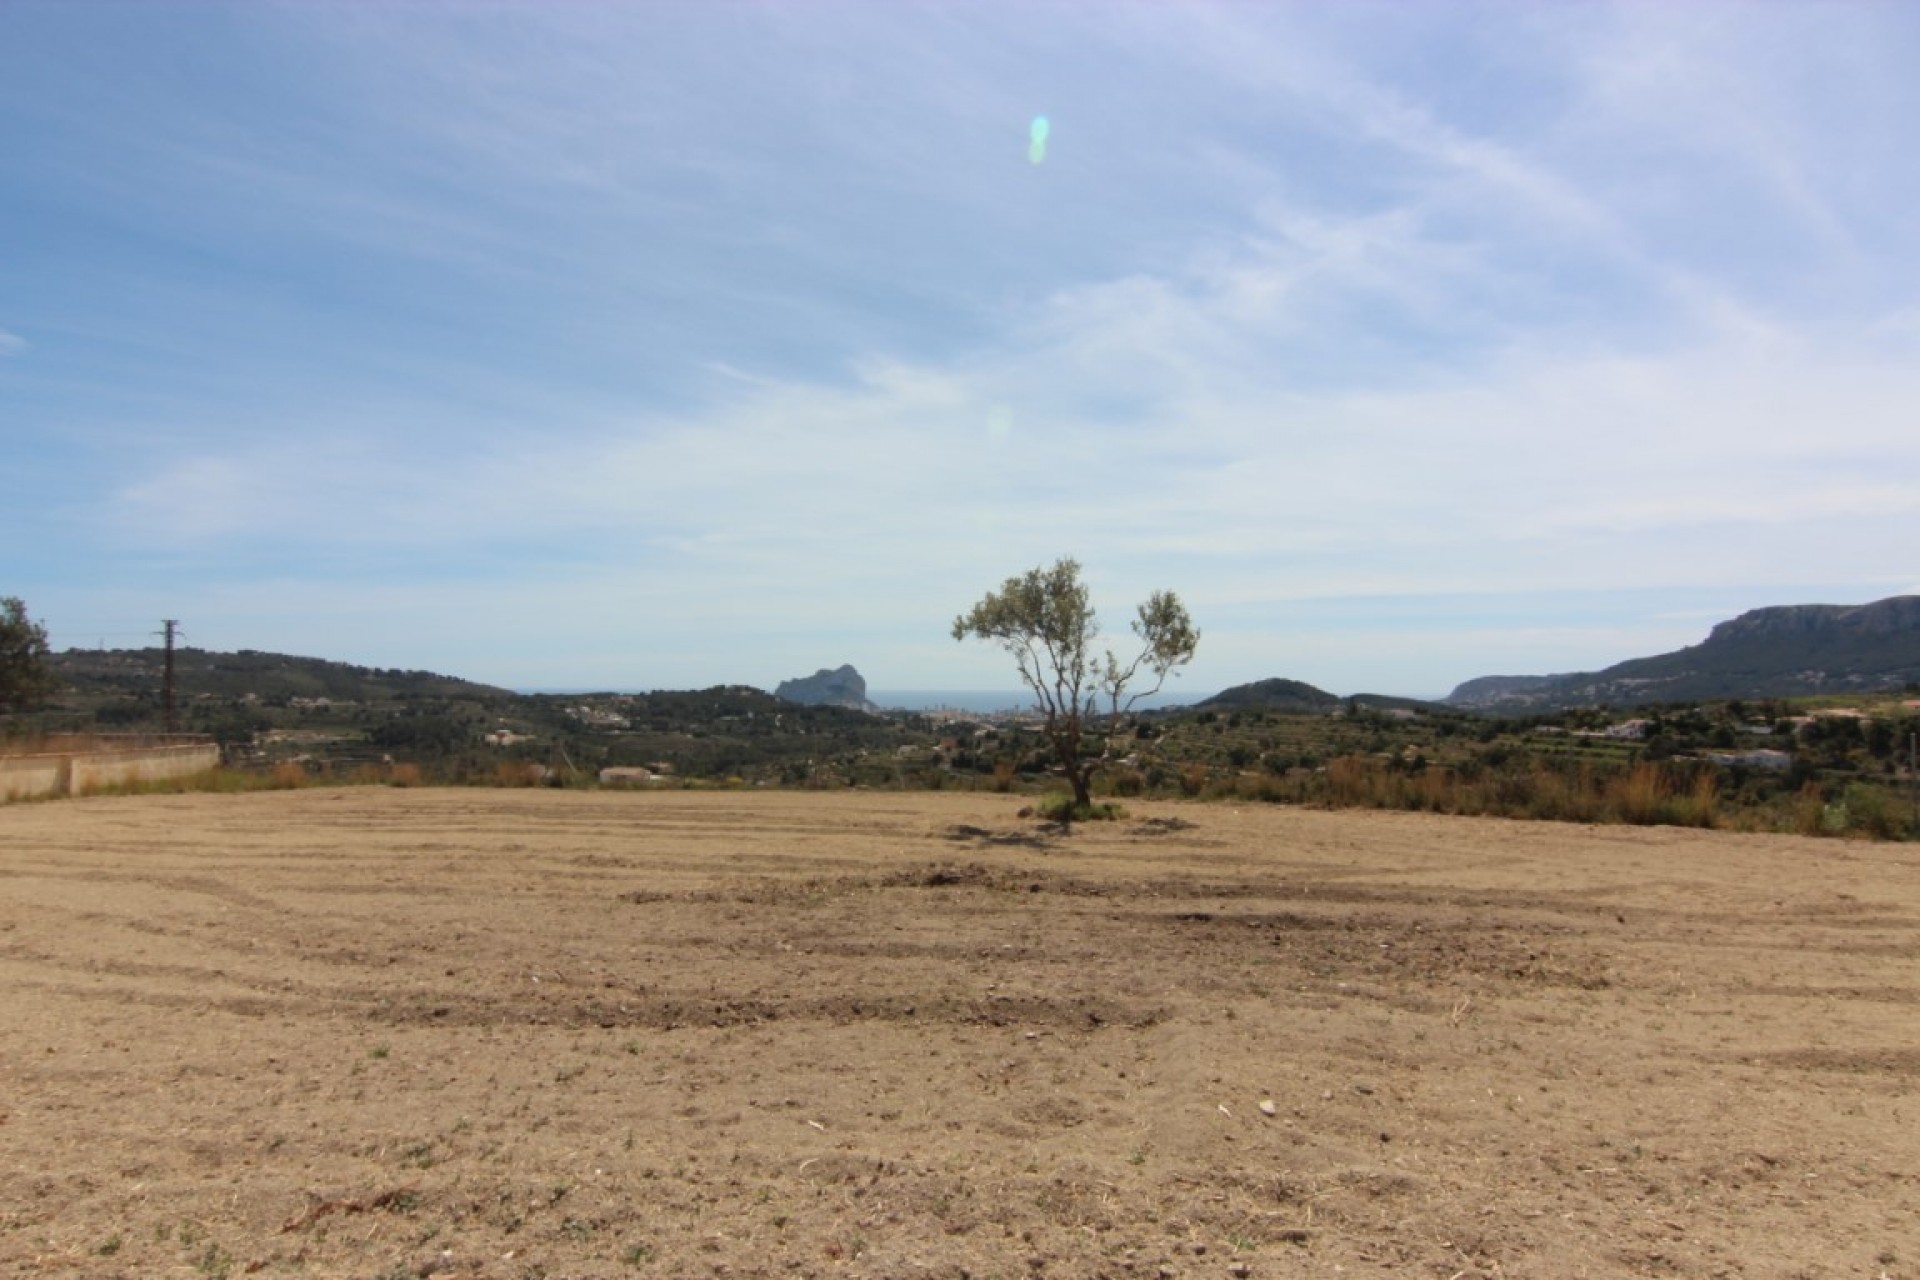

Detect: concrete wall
[0, 752, 70, 802]
[1, 742, 221, 802]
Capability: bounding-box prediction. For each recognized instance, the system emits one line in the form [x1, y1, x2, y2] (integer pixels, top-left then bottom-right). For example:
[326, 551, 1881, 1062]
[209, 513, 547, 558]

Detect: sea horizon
[511, 686, 1218, 714]
[868, 689, 1216, 714]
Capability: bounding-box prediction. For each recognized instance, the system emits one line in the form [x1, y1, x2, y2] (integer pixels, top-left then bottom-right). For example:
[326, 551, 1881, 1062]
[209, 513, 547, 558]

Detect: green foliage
[367, 710, 475, 757]
[0, 597, 58, 714]
[50, 646, 512, 704]
[1835, 781, 1909, 839]
[1197, 677, 1340, 713]
[1033, 793, 1127, 823]
[25, 631, 1912, 843]
[952, 557, 1197, 815]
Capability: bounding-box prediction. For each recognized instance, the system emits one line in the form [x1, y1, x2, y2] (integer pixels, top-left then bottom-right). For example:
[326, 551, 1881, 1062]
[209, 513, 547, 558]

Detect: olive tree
[0, 597, 57, 714]
[952, 558, 1198, 816]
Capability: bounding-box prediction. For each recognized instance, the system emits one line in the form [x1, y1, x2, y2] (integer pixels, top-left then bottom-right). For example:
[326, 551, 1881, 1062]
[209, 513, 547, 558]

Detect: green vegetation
[1032, 793, 1127, 824]
[53, 646, 510, 703]
[952, 557, 1198, 816]
[1130, 697, 1918, 839]
[18, 641, 1918, 840]
[1195, 677, 1341, 714]
[0, 597, 57, 716]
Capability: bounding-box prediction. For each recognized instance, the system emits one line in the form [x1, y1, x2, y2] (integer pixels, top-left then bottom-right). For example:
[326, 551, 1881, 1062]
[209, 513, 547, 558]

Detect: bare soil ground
[2, 789, 1916, 1279]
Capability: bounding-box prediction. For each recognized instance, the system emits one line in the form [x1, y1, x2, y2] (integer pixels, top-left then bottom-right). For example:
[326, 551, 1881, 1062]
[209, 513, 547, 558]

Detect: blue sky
[4, 2, 1918, 697]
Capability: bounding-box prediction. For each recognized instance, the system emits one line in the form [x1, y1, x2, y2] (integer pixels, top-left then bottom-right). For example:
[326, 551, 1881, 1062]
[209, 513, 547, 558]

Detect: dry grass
[1197, 752, 1915, 837]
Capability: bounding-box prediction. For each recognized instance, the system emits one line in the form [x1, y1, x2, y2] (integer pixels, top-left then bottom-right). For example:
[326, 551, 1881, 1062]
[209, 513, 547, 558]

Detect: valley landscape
[3, 788, 1915, 1279]
[10, 7, 1920, 1277]
[21, 594, 1920, 841]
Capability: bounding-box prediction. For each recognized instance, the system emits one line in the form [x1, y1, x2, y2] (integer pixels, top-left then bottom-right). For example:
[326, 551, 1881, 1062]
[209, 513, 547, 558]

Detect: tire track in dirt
[4, 790, 1918, 1280]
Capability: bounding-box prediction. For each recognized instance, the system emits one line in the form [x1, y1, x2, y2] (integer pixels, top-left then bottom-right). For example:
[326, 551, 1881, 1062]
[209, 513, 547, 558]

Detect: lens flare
[1029, 115, 1050, 165]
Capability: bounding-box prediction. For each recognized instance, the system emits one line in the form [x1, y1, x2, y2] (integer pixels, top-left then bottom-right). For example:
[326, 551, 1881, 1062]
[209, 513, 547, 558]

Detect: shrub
[494, 761, 546, 787]
[1672, 769, 1719, 829]
[1793, 781, 1827, 836]
[1034, 793, 1126, 823]
[1612, 764, 1670, 826]
[268, 761, 308, 790]
[1839, 781, 1906, 839]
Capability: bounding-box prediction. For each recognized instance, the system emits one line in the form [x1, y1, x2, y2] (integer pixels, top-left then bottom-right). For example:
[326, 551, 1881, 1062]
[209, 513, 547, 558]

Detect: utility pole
[160, 619, 180, 735]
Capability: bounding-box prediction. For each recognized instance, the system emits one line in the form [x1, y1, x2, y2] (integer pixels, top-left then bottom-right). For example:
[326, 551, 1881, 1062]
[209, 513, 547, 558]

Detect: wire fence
[0, 728, 215, 757]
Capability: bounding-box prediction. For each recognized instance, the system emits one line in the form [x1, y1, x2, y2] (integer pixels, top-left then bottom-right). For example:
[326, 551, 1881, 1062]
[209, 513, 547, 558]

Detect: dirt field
[2, 789, 1916, 1279]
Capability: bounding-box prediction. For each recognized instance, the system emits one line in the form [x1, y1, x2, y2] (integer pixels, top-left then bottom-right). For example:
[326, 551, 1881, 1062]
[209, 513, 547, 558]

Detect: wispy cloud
[0, 328, 24, 355]
[10, 2, 1919, 692]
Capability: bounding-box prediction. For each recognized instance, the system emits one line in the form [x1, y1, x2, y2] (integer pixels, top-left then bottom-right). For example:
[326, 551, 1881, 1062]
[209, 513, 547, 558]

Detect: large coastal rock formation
[774, 664, 875, 711]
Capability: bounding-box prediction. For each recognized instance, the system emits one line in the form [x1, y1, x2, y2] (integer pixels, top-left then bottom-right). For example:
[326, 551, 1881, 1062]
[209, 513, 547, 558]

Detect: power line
[158, 619, 181, 733]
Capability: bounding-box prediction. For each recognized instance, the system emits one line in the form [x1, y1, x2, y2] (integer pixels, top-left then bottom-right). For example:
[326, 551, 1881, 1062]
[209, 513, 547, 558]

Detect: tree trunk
[1046, 713, 1091, 823]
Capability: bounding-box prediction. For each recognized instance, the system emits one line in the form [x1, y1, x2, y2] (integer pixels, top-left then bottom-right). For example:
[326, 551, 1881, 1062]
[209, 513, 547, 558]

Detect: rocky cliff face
[1446, 595, 1920, 712]
[774, 664, 874, 711]
[1441, 674, 1561, 707]
[1706, 597, 1920, 643]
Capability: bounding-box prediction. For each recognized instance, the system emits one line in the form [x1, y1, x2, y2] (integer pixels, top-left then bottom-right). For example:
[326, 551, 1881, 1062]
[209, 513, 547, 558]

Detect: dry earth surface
[2, 789, 1916, 1279]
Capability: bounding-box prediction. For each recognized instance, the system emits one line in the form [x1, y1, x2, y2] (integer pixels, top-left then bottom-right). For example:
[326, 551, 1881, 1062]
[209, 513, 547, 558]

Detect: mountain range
[47, 595, 1919, 720]
[51, 647, 511, 703]
[1444, 595, 1920, 711]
